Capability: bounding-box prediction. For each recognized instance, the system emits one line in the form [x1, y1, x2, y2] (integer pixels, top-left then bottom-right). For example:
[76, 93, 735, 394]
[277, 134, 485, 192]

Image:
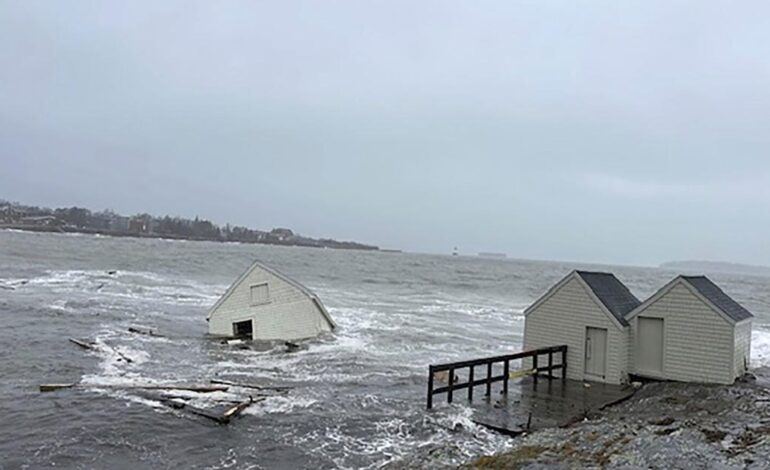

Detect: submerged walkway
[469, 377, 636, 436]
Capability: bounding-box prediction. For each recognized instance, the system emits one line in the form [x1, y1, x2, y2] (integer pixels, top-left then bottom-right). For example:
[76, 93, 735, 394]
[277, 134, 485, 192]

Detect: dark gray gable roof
[681, 275, 753, 322]
[576, 271, 641, 326]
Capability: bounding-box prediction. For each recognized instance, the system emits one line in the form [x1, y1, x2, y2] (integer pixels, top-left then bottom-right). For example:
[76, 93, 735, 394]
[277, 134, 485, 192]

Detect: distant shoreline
[0, 224, 380, 251]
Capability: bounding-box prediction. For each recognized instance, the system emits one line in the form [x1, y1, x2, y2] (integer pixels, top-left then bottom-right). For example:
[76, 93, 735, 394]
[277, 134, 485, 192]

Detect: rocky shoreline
[465, 369, 770, 469]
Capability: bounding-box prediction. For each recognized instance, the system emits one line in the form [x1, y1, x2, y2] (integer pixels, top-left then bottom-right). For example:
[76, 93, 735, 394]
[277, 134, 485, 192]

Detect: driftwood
[69, 338, 133, 363]
[128, 326, 164, 338]
[148, 394, 261, 424]
[103, 344, 134, 363]
[40, 382, 229, 393]
[221, 397, 257, 422]
[69, 338, 97, 351]
[210, 379, 293, 392]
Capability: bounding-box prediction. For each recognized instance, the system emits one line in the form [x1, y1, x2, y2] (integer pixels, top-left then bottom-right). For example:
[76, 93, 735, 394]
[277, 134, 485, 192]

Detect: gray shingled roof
[681, 275, 753, 322]
[576, 271, 641, 326]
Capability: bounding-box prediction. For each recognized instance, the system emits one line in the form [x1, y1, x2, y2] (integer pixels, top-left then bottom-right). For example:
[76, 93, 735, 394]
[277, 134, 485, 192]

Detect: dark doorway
[232, 319, 253, 339]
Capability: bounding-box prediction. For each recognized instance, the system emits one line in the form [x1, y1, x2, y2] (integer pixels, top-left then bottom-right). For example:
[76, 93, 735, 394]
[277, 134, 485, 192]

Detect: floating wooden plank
[40, 383, 229, 393]
[128, 326, 164, 338]
[220, 397, 256, 423]
[69, 338, 97, 350]
[144, 393, 262, 424]
[508, 368, 536, 379]
[210, 379, 293, 392]
[39, 383, 77, 392]
[68, 338, 133, 363]
[105, 345, 134, 363]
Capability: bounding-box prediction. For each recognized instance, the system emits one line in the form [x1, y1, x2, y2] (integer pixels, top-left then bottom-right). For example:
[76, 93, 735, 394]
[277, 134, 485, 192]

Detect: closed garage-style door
[637, 317, 664, 376]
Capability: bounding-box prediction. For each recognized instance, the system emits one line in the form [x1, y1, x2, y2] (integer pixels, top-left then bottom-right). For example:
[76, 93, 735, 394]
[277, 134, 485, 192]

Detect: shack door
[637, 317, 664, 376]
[584, 327, 608, 379]
[233, 319, 254, 339]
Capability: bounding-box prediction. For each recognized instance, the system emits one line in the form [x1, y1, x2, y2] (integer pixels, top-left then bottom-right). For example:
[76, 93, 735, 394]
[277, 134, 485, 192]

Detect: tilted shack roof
[575, 271, 641, 326]
[207, 260, 336, 329]
[680, 275, 754, 322]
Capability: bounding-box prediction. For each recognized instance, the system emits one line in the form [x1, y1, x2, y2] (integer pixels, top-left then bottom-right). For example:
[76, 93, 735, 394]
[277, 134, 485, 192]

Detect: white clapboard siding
[733, 319, 752, 378]
[524, 276, 627, 385]
[628, 283, 734, 384]
[208, 262, 334, 341]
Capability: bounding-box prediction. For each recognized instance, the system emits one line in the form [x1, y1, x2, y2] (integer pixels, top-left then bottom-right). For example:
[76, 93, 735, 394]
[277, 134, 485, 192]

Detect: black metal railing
[427, 345, 567, 409]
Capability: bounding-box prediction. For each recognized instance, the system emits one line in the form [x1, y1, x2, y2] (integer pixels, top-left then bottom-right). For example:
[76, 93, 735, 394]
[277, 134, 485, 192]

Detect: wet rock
[648, 416, 675, 426]
[653, 426, 679, 436]
[701, 428, 727, 442]
[465, 376, 770, 469]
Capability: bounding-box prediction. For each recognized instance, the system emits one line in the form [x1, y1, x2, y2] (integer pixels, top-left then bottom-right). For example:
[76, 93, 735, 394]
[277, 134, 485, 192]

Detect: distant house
[523, 271, 753, 385]
[207, 261, 336, 341]
[627, 275, 752, 384]
[20, 215, 62, 227]
[270, 228, 294, 241]
[523, 271, 640, 384]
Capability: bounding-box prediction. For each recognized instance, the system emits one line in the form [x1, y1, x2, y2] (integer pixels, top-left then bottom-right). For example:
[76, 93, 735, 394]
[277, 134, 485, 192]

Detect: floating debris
[39, 382, 229, 393]
[128, 326, 164, 338]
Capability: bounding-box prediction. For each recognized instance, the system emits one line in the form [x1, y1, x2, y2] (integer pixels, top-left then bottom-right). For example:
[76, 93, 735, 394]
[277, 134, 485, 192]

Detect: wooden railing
[427, 345, 567, 409]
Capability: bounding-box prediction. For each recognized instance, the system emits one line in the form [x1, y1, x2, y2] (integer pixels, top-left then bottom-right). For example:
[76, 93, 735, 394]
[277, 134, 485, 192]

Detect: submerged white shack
[207, 261, 335, 341]
[523, 271, 753, 385]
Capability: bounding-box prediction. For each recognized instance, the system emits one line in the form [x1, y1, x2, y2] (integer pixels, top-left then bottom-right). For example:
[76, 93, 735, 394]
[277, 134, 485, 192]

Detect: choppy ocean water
[1, 229, 769, 469]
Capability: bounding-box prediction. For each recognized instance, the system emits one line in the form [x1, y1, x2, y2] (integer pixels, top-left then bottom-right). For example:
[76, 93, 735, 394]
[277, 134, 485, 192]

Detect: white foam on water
[15, 269, 225, 307]
[244, 395, 318, 415]
[291, 405, 512, 470]
[751, 328, 770, 368]
[121, 394, 169, 411]
[46, 299, 73, 313]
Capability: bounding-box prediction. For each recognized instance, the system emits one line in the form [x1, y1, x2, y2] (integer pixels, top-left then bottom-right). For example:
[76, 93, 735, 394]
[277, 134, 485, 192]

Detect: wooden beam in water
[68, 338, 133, 363]
[128, 326, 165, 338]
[68, 338, 96, 351]
[40, 383, 229, 393]
[209, 379, 292, 392]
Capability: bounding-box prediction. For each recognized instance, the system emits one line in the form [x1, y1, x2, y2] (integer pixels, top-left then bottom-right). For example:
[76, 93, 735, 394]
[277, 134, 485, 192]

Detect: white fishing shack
[207, 260, 336, 341]
[523, 270, 640, 385]
[523, 271, 753, 385]
[626, 275, 752, 385]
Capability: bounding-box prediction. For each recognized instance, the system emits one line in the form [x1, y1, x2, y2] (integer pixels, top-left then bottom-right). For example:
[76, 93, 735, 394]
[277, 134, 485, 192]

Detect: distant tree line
[0, 198, 378, 250]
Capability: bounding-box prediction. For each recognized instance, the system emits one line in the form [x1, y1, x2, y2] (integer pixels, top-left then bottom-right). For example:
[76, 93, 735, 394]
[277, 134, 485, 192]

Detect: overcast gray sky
[2, 1, 769, 266]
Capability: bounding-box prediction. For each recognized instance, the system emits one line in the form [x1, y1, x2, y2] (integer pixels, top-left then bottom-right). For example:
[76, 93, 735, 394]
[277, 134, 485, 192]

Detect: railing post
[562, 346, 567, 381]
[485, 361, 492, 396]
[503, 360, 509, 395]
[533, 353, 539, 384]
[548, 350, 553, 380]
[447, 367, 455, 404]
[427, 366, 434, 409]
[468, 366, 474, 401]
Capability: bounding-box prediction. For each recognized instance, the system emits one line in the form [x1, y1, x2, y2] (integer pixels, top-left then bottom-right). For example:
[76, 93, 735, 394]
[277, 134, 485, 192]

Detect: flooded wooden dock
[469, 377, 636, 435]
[426, 345, 636, 436]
